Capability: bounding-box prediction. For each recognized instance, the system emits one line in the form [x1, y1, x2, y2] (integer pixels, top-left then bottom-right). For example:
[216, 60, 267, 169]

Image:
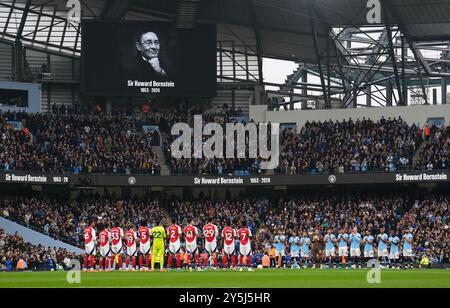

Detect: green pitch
[0, 269, 449, 288]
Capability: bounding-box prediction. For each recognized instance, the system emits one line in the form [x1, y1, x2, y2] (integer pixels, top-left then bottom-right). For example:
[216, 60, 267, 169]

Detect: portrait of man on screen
[124, 30, 175, 82]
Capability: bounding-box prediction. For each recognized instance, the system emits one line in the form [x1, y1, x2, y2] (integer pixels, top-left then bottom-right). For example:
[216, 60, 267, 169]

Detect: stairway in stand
[412, 142, 427, 170]
[152, 146, 172, 176]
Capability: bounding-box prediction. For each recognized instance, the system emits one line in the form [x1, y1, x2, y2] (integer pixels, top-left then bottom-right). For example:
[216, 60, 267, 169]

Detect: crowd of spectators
[396, 195, 449, 264]
[1, 190, 448, 265]
[416, 125, 450, 171]
[158, 112, 446, 176]
[0, 192, 165, 247]
[166, 148, 260, 175]
[156, 105, 262, 175]
[0, 111, 161, 174]
[278, 117, 422, 174]
[0, 229, 79, 272]
[168, 195, 269, 232]
[1, 107, 449, 176]
[252, 192, 449, 264]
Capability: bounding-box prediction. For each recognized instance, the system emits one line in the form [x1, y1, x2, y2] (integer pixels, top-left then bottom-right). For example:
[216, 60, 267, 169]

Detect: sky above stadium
[263, 58, 298, 85]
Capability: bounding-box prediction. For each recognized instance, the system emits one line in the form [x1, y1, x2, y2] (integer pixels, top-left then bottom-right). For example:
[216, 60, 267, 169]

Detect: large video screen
[0, 88, 29, 108]
[81, 21, 217, 97]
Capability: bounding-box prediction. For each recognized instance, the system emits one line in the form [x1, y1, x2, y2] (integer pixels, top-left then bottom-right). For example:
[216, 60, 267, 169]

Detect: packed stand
[253, 192, 449, 265]
[156, 105, 262, 175]
[0, 111, 161, 174]
[168, 195, 270, 234]
[0, 229, 80, 272]
[0, 191, 448, 267]
[279, 117, 422, 174]
[0, 193, 165, 247]
[2, 107, 450, 176]
[416, 125, 450, 171]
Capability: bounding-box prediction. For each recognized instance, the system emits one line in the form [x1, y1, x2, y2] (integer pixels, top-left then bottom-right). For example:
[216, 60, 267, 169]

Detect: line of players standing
[82, 218, 256, 272]
[273, 227, 415, 269]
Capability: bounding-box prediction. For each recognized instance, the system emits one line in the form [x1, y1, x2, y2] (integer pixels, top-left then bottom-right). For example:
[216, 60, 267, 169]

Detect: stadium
[0, 0, 449, 291]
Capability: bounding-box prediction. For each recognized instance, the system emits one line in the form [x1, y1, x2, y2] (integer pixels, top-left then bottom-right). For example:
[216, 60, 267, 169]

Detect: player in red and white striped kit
[98, 223, 112, 272]
[203, 218, 219, 270]
[83, 220, 97, 272]
[238, 220, 254, 272]
[167, 220, 182, 271]
[138, 220, 151, 271]
[221, 220, 238, 271]
[125, 225, 138, 271]
[183, 219, 201, 271]
[110, 221, 124, 271]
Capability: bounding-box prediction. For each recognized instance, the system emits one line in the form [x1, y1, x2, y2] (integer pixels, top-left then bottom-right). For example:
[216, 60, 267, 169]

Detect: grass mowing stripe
[0, 270, 449, 288]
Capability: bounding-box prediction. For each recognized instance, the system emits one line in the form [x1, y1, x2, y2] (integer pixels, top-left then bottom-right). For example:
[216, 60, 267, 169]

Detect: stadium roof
[0, 0, 449, 108]
[127, 0, 450, 63]
[1, 0, 449, 63]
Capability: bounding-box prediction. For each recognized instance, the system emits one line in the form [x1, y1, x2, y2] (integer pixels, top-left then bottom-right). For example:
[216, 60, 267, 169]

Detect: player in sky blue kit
[402, 229, 414, 269]
[289, 232, 300, 269]
[389, 231, 400, 269]
[324, 229, 337, 268]
[274, 229, 286, 269]
[300, 232, 311, 268]
[337, 229, 349, 268]
[377, 227, 389, 267]
[349, 227, 362, 268]
[363, 230, 374, 263]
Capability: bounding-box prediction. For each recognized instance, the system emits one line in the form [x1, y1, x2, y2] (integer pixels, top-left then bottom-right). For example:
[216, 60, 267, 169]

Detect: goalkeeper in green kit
[150, 219, 167, 272]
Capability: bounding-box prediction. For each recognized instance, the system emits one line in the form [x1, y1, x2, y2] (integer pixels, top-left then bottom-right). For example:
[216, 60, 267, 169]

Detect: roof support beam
[32, 5, 44, 42]
[306, 3, 330, 108]
[46, 6, 57, 45]
[15, 0, 32, 45]
[386, 0, 430, 104]
[248, 0, 264, 87]
[383, 2, 404, 106]
[3, 0, 17, 34]
[442, 77, 448, 105]
[401, 35, 408, 105]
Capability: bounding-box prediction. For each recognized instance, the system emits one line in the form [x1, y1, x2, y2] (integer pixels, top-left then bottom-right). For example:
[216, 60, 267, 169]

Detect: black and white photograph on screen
[123, 30, 176, 82]
[81, 21, 216, 97]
